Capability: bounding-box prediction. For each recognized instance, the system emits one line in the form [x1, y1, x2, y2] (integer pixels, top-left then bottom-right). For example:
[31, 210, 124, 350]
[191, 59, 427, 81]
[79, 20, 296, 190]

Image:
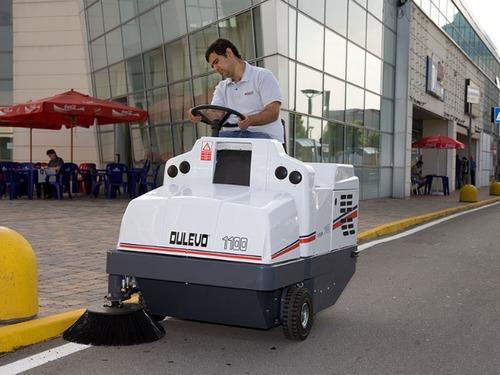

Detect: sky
[460, 0, 500, 55]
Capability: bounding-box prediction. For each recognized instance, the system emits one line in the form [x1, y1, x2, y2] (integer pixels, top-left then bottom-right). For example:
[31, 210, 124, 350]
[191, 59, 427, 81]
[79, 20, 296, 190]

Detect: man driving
[189, 38, 284, 143]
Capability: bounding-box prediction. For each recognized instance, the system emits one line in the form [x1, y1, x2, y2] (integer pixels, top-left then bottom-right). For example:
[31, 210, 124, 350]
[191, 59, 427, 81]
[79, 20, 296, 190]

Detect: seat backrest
[142, 159, 151, 174]
[79, 163, 97, 171]
[0, 162, 16, 182]
[106, 163, 128, 183]
[20, 162, 34, 169]
[61, 163, 79, 177]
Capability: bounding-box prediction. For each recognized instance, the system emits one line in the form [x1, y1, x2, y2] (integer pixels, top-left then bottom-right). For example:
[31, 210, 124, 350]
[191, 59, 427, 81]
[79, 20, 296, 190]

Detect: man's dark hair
[46, 149, 56, 156]
[416, 160, 423, 166]
[205, 38, 242, 62]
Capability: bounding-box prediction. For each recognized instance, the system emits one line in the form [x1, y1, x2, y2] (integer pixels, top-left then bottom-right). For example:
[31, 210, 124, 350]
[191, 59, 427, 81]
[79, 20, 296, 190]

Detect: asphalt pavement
[2, 202, 499, 374]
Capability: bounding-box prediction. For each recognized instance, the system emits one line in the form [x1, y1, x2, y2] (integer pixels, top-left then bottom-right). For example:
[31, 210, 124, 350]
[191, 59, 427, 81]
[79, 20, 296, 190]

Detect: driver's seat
[281, 119, 287, 154]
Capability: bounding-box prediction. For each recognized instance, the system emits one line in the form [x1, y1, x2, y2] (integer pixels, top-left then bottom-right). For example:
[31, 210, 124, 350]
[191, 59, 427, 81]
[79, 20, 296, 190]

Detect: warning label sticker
[201, 141, 212, 161]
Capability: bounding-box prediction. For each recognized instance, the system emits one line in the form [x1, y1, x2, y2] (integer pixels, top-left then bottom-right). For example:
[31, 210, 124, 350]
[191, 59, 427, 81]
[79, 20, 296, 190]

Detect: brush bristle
[63, 305, 165, 346]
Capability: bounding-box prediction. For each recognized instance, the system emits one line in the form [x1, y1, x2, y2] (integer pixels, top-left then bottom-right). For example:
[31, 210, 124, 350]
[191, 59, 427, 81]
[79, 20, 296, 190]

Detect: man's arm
[237, 101, 280, 129]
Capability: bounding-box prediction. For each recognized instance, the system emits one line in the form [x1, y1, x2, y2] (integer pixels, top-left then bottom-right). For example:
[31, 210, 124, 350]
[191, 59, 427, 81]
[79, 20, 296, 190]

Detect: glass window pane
[151, 125, 175, 161]
[348, 0, 366, 47]
[346, 42, 365, 87]
[366, 14, 382, 57]
[161, 0, 187, 43]
[94, 68, 111, 98]
[144, 48, 166, 88]
[288, 7, 297, 59]
[102, 0, 120, 31]
[345, 84, 364, 125]
[326, 0, 347, 36]
[322, 121, 344, 163]
[87, 1, 104, 40]
[0, 26, 12, 51]
[219, 11, 254, 60]
[360, 167, 379, 199]
[288, 60, 296, 111]
[99, 131, 115, 163]
[324, 74, 345, 122]
[365, 53, 381, 93]
[324, 30, 346, 79]
[0, 52, 12, 79]
[298, 0, 325, 22]
[189, 26, 218, 76]
[368, 0, 383, 20]
[105, 28, 123, 65]
[166, 37, 191, 82]
[130, 126, 151, 165]
[216, 0, 251, 19]
[345, 126, 363, 165]
[126, 55, 144, 92]
[383, 0, 396, 30]
[364, 92, 380, 129]
[147, 87, 170, 125]
[128, 91, 147, 111]
[363, 130, 379, 166]
[193, 73, 220, 106]
[169, 80, 193, 122]
[380, 133, 392, 167]
[109, 62, 127, 97]
[379, 167, 392, 196]
[294, 117, 322, 161]
[123, 19, 141, 57]
[91, 36, 107, 70]
[383, 26, 395, 65]
[382, 62, 394, 98]
[138, 0, 159, 13]
[296, 64, 323, 117]
[380, 98, 393, 132]
[119, 0, 138, 23]
[297, 14, 324, 70]
[186, 0, 217, 31]
[172, 122, 197, 154]
[140, 7, 163, 52]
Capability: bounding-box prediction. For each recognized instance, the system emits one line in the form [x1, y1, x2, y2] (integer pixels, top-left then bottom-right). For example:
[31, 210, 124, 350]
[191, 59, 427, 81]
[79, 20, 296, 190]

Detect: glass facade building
[83, 0, 397, 198]
[0, 0, 13, 160]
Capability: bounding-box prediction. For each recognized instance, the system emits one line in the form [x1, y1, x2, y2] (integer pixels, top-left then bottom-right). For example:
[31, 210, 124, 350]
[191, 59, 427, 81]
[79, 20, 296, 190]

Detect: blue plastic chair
[105, 163, 128, 198]
[139, 163, 162, 193]
[60, 163, 80, 198]
[0, 162, 20, 199]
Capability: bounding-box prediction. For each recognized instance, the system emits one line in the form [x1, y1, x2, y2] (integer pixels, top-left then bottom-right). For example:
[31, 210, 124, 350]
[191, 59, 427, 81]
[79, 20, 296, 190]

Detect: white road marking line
[0, 343, 90, 375]
[357, 201, 500, 253]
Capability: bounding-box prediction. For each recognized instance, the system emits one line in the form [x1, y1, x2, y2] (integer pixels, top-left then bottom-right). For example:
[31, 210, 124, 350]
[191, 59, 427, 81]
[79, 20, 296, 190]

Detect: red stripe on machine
[271, 240, 300, 259]
[332, 210, 358, 230]
[118, 242, 262, 261]
[299, 232, 316, 244]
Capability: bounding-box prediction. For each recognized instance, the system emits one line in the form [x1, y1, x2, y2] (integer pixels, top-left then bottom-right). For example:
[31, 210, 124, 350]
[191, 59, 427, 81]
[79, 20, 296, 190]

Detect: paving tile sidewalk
[0, 187, 496, 319]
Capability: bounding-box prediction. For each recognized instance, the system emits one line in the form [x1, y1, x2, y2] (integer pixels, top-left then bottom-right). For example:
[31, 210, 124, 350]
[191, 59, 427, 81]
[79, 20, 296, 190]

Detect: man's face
[48, 153, 56, 160]
[208, 49, 235, 79]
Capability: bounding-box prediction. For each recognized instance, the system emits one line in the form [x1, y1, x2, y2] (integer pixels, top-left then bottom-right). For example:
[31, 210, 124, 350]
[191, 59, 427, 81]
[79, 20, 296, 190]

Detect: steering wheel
[190, 105, 245, 137]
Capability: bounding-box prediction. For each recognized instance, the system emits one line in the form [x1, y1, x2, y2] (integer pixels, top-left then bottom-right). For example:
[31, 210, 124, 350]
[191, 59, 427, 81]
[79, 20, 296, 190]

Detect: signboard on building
[492, 107, 500, 123]
[464, 79, 480, 118]
[426, 56, 445, 100]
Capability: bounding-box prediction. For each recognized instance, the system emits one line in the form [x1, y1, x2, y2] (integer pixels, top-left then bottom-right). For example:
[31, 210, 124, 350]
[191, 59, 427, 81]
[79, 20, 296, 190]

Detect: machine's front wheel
[281, 286, 313, 340]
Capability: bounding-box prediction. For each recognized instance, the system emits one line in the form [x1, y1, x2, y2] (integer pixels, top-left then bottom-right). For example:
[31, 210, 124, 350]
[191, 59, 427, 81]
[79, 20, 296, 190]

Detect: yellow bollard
[459, 184, 478, 203]
[0, 227, 38, 323]
[490, 181, 500, 196]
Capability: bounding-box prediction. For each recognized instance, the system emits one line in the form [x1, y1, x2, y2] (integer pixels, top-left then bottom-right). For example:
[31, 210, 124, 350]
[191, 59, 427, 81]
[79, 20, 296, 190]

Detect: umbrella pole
[71, 127, 73, 163]
[30, 128, 33, 163]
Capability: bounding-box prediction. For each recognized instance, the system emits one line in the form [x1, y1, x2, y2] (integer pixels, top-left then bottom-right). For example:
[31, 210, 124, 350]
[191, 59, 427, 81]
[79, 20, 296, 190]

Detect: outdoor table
[425, 174, 450, 195]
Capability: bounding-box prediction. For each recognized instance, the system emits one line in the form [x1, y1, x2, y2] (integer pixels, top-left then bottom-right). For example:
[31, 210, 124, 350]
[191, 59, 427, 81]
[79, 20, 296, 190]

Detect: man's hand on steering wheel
[237, 115, 252, 130]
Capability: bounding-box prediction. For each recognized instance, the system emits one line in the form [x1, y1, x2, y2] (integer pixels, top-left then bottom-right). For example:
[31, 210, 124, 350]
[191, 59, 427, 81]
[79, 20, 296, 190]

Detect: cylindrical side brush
[63, 303, 165, 346]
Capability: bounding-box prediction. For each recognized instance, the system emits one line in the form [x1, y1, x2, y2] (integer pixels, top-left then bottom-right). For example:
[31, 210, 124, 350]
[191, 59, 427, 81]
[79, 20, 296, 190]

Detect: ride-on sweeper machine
[64, 105, 359, 344]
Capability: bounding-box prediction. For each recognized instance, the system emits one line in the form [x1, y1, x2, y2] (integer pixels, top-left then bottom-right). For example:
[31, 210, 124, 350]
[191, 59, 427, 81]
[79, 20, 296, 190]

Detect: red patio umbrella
[0, 90, 148, 162]
[412, 135, 464, 149]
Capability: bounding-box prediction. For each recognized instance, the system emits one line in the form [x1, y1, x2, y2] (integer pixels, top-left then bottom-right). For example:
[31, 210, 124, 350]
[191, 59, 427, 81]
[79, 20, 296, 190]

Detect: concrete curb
[1, 197, 499, 353]
[358, 196, 500, 243]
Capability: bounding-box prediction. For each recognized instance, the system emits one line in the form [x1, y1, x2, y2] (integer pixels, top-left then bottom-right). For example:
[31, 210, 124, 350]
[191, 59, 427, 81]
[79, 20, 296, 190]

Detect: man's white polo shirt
[211, 62, 283, 142]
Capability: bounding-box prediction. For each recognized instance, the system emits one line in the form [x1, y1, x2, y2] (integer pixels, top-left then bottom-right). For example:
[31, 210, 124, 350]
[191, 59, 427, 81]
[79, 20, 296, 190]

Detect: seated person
[44, 149, 64, 198]
[188, 38, 283, 143]
[411, 160, 426, 193]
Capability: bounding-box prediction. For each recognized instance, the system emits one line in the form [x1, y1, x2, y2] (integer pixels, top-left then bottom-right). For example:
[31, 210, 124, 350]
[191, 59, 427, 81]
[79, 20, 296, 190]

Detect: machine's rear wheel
[281, 286, 313, 340]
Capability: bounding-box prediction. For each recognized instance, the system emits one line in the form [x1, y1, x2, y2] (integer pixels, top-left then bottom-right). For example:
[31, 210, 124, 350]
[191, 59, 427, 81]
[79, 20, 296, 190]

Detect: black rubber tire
[281, 286, 313, 340]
